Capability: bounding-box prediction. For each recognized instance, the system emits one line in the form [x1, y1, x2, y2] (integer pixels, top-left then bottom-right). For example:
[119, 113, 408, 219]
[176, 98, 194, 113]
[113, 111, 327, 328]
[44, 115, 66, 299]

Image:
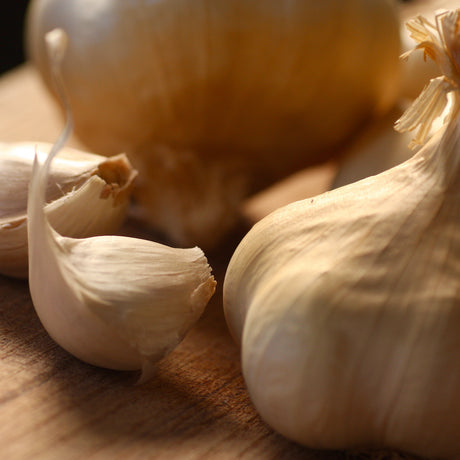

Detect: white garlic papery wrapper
[26, 0, 401, 248]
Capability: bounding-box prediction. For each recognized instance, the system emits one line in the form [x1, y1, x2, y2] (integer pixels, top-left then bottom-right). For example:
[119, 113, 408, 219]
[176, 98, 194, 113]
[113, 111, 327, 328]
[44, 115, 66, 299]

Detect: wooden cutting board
[0, 1, 442, 457]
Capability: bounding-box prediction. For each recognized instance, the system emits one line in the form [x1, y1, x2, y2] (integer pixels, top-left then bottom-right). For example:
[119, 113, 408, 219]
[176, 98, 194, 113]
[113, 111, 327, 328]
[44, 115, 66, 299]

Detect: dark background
[1, 1, 30, 74]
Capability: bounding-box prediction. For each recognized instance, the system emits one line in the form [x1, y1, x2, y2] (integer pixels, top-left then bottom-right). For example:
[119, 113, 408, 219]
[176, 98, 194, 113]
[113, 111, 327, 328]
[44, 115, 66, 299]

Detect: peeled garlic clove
[26, 0, 401, 248]
[28, 28, 216, 379]
[223, 10, 460, 458]
[0, 142, 136, 278]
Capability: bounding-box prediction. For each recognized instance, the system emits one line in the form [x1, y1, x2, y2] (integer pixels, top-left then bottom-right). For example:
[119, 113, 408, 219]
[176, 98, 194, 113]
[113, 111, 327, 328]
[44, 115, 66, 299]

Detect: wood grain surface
[0, 1, 440, 456]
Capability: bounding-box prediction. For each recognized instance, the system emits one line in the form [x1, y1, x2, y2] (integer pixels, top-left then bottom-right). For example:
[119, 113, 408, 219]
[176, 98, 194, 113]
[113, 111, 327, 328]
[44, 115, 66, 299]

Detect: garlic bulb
[223, 10, 460, 458]
[28, 28, 216, 379]
[26, 0, 401, 248]
[0, 142, 136, 278]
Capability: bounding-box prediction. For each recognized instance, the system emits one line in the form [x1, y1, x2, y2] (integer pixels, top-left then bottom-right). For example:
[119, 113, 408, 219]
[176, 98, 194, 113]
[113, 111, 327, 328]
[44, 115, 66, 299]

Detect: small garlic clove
[29, 218, 216, 378]
[27, 28, 216, 379]
[28, 144, 216, 380]
[0, 141, 136, 278]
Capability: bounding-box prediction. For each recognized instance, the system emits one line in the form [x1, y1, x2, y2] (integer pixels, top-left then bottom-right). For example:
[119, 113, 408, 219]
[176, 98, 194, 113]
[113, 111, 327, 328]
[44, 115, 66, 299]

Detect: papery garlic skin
[29, 226, 216, 373]
[26, 0, 401, 248]
[399, 0, 459, 99]
[0, 142, 136, 278]
[223, 10, 460, 458]
[400, 26, 440, 100]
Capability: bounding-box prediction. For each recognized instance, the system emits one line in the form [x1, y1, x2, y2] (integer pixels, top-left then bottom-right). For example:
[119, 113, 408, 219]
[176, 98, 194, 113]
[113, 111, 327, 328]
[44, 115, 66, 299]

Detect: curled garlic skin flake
[27, 29, 216, 379]
[0, 141, 136, 278]
[224, 10, 460, 459]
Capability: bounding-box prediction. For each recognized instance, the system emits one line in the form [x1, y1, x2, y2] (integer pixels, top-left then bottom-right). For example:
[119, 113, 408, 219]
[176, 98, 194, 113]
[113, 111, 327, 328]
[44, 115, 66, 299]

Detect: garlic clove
[27, 28, 216, 379]
[28, 146, 216, 379]
[0, 141, 98, 218]
[29, 220, 216, 377]
[0, 141, 136, 278]
[224, 10, 460, 458]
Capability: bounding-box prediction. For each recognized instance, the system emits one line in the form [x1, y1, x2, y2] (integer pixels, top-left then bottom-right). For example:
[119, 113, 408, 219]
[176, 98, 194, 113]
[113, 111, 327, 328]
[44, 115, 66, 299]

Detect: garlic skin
[26, 0, 401, 248]
[27, 28, 216, 378]
[28, 223, 216, 375]
[223, 10, 460, 458]
[0, 142, 136, 278]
